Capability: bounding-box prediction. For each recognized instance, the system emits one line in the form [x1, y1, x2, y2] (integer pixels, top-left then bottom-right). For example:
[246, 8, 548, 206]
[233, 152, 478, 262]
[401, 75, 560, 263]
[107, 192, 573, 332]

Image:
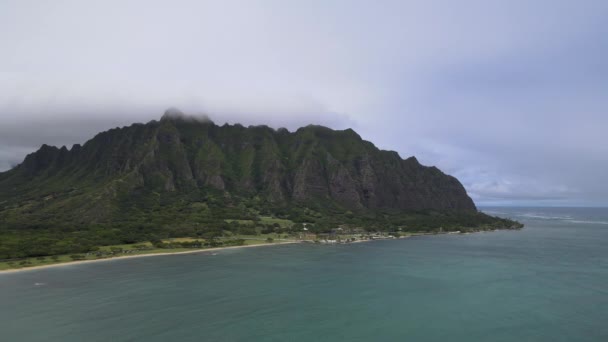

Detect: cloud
[0, 0, 607, 206]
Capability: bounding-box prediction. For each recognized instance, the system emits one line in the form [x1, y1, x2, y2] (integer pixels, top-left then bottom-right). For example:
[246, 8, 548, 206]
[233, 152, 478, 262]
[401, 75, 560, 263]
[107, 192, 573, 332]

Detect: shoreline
[0, 227, 519, 275]
[0, 241, 301, 275]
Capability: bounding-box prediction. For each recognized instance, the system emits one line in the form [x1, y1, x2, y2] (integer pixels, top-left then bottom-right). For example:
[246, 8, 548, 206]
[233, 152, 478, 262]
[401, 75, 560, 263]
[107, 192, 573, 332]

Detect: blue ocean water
[1, 207, 607, 341]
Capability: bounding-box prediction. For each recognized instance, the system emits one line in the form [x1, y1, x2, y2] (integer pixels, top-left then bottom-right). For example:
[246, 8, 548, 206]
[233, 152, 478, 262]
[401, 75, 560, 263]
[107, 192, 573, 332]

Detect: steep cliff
[0, 111, 477, 225]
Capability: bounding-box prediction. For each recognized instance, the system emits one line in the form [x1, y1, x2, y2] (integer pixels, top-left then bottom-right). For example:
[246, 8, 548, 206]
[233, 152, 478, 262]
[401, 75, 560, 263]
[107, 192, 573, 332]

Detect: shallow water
[1, 207, 607, 341]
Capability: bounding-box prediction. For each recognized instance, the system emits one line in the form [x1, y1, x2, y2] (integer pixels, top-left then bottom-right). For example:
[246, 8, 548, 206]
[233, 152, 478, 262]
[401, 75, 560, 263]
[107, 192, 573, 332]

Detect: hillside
[0, 110, 521, 259]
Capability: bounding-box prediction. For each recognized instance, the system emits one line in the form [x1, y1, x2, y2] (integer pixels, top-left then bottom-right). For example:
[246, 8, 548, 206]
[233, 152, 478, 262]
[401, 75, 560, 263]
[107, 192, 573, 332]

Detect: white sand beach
[0, 241, 301, 275]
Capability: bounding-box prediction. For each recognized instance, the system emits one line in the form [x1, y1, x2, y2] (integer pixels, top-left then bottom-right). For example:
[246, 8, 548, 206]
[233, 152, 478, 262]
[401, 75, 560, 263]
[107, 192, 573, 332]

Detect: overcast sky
[1, 0, 607, 206]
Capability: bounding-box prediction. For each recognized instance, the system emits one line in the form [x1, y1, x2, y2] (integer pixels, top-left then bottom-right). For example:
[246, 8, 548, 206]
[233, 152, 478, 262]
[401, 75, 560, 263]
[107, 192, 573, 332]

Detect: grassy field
[224, 216, 294, 228]
[259, 216, 294, 228]
[224, 219, 255, 225]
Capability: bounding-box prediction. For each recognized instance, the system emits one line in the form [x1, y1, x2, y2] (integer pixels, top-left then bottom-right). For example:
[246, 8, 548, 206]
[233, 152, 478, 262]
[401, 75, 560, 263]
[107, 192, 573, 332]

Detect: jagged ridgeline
[0, 110, 519, 235]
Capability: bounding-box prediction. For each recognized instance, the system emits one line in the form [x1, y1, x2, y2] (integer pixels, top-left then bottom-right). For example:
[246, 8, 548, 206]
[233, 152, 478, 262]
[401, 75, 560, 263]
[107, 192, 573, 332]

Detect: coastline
[0, 227, 519, 275]
[0, 241, 301, 275]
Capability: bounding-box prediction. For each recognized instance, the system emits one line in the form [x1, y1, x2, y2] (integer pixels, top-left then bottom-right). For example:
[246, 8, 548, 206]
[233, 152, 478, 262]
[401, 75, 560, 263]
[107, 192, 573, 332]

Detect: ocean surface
[1, 207, 607, 341]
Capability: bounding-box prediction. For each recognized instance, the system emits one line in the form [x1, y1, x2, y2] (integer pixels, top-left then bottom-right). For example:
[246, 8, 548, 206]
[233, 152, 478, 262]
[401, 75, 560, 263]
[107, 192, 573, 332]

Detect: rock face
[0, 111, 476, 216]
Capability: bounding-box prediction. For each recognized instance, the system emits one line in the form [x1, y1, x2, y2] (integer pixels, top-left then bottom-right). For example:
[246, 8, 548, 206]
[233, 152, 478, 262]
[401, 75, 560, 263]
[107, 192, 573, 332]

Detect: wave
[482, 209, 608, 225]
[566, 219, 608, 225]
[519, 213, 574, 220]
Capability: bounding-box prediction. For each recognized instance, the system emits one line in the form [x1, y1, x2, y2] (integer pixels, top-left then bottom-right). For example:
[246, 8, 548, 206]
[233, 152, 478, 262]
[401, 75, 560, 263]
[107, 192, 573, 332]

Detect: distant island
[0, 109, 522, 270]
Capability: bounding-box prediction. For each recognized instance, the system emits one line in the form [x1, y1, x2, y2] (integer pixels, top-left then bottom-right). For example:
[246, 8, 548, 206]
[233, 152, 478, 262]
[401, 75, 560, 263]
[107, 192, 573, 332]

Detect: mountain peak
[162, 107, 184, 118]
[161, 107, 214, 124]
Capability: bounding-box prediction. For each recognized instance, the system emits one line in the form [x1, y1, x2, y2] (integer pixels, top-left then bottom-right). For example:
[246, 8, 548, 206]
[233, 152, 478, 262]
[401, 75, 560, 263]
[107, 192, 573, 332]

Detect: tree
[266, 237, 274, 243]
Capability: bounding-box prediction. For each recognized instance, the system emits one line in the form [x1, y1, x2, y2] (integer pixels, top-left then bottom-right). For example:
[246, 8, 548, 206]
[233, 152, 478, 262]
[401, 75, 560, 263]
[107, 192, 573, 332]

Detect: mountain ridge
[0, 111, 476, 219]
[0, 110, 523, 260]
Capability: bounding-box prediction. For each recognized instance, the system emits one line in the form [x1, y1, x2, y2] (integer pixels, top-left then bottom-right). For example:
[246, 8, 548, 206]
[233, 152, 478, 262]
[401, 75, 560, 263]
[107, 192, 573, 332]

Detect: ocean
[1, 207, 607, 341]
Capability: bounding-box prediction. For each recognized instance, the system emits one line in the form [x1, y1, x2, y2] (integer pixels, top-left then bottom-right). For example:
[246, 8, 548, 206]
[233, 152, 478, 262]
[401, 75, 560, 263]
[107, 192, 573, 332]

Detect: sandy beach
[0, 241, 301, 275]
[0, 230, 510, 275]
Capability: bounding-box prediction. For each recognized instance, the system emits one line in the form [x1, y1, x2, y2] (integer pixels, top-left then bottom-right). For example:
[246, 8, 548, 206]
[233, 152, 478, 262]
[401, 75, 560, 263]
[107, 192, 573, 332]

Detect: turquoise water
[1, 207, 607, 341]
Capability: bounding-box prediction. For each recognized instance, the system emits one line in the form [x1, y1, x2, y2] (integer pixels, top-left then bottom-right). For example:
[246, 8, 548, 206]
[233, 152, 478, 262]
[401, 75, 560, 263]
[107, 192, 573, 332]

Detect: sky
[1, 0, 607, 206]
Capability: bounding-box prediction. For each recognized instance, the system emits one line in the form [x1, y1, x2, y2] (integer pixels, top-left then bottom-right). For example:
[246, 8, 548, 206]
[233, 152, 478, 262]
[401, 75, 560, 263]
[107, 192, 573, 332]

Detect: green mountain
[0, 110, 521, 259]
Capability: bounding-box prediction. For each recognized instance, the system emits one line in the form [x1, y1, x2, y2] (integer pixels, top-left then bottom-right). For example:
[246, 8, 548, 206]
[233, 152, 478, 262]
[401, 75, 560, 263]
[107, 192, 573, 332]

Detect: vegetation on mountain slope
[0, 111, 522, 259]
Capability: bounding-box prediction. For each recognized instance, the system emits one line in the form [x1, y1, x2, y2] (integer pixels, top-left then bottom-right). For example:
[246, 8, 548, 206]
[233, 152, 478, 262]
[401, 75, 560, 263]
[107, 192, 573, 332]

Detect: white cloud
[0, 0, 607, 205]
